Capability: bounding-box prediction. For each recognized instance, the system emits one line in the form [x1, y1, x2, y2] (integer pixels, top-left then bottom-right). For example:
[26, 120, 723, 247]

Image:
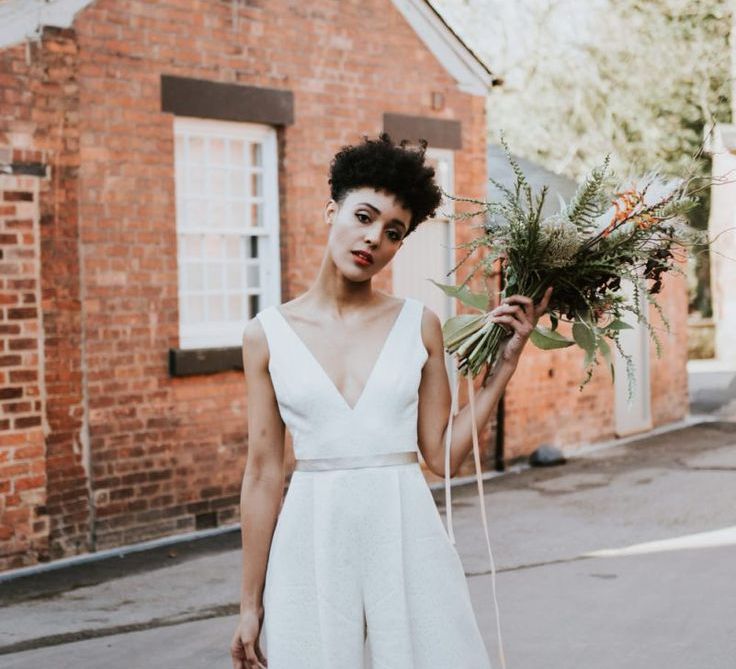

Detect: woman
[231, 133, 553, 669]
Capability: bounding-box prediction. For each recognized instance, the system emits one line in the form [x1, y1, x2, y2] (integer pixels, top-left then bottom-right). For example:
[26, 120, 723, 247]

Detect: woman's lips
[351, 250, 373, 266]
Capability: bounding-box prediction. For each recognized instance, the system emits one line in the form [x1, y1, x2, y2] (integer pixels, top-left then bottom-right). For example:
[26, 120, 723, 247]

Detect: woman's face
[324, 187, 412, 281]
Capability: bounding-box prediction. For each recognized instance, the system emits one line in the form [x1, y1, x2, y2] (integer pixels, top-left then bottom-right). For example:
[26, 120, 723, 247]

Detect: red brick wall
[0, 27, 89, 569]
[503, 259, 689, 461]
[0, 171, 49, 571]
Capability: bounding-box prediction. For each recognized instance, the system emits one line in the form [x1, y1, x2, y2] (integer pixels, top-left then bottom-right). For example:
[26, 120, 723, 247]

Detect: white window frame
[173, 117, 281, 349]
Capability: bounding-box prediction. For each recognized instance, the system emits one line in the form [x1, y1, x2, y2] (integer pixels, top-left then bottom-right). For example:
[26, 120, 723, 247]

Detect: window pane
[185, 294, 204, 322]
[229, 139, 244, 166]
[212, 200, 227, 229]
[211, 167, 228, 197]
[231, 201, 246, 228]
[185, 199, 206, 229]
[246, 263, 261, 289]
[251, 172, 262, 197]
[206, 262, 223, 290]
[227, 263, 242, 289]
[248, 236, 259, 259]
[228, 294, 243, 320]
[225, 236, 240, 260]
[188, 136, 204, 163]
[187, 169, 204, 195]
[249, 294, 260, 318]
[182, 235, 202, 259]
[250, 143, 262, 167]
[209, 295, 224, 320]
[210, 137, 226, 165]
[230, 170, 247, 198]
[250, 202, 263, 227]
[204, 235, 223, 257]
[184, 262, 204, 291]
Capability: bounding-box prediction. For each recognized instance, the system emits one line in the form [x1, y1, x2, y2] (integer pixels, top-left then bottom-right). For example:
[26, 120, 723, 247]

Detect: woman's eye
[355, 213, 400, 241]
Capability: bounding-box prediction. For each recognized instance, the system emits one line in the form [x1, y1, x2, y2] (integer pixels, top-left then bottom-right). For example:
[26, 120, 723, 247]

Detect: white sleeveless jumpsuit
[255, 296, 493, 668]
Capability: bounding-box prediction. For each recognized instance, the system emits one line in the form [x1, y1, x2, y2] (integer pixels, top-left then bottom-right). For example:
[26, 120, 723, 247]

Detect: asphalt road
[1, 418, 735, 669]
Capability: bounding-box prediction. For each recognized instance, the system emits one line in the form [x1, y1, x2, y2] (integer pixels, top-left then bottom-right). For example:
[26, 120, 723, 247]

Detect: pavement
[1, 409, 735, 668]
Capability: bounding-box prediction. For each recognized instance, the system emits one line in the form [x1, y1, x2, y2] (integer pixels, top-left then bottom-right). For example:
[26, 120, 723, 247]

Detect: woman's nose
[364, 222, 381, 246]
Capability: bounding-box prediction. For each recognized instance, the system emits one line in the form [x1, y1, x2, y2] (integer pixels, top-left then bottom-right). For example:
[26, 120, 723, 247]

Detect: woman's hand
[230, 606, 268, 668]
[488, 286, 554, 366]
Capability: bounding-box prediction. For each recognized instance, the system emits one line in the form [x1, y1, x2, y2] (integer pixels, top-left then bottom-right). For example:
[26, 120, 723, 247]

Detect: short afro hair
[327, 132, 443, 238]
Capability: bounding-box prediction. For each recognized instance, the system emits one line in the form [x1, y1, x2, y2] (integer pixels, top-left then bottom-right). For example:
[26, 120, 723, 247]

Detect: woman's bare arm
[417, 289, 553, 478]
[238, 317, 286, 613]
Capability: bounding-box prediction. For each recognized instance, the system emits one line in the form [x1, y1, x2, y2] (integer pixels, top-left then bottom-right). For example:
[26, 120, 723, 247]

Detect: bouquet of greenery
[432, 135, 703, 401]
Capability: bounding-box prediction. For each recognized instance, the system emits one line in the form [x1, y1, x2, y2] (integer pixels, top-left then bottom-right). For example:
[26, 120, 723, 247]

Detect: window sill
[169, 346, 243, 377]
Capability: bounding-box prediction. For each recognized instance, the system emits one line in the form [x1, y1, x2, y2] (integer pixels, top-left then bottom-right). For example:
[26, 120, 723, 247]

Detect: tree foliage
[433, 0, 731, 179]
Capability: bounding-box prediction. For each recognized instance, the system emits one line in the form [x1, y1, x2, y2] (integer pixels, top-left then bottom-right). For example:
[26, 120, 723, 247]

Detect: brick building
[0, 0, 687, 572]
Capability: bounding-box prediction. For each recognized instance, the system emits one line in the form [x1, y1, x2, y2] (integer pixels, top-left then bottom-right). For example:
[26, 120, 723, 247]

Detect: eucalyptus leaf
[608, 319, 633, 330]
[428, 279, 488, 312]
[529, 325, 575, 350]
[575, 308, 594, 325]
[572, 321, 596, 354]
[598, 336, 612, 366]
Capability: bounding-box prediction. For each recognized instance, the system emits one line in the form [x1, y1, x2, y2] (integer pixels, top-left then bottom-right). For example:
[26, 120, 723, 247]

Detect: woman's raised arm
[417, 288, 553, 478]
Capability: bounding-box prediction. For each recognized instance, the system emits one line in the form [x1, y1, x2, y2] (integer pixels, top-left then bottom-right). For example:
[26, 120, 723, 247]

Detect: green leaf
[598, 336, 615, 382]
[608, 319, 633, 330]
[575, 308, 595, 326]
[529, 325, 575, 350]
[572, 321, 596, 355]
[549, 314, 559, 331]
[428, 279, 488, 312]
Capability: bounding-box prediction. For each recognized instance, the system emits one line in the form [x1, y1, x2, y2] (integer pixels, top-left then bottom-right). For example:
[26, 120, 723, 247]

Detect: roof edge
[391, 0, 499, 95]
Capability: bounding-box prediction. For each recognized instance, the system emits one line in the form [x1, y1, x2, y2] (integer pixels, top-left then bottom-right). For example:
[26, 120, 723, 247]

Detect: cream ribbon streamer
[443, 371, 507, 669]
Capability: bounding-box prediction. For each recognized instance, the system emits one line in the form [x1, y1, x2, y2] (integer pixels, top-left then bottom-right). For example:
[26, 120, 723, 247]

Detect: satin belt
[293, 450, 418, 471]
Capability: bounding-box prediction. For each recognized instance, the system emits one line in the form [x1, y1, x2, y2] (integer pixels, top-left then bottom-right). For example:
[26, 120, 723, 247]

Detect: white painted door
[613, 277, 653, 436]
[392, 147, 457, 387]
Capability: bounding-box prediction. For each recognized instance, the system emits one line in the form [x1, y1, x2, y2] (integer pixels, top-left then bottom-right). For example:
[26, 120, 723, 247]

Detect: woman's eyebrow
[356, 202, 407, 230]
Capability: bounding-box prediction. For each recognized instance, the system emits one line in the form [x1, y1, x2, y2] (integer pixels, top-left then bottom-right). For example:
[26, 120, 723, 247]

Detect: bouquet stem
[456, 280, 551, 380]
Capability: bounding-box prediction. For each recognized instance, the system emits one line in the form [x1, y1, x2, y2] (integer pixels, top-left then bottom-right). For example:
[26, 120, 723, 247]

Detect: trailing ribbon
[443, 372, 507, 669]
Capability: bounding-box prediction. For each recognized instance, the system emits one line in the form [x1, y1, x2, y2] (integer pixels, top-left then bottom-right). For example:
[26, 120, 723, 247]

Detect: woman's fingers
[254, 637, 268, 667]
[244, 643, 266, 668]
[492, 303, 525, 322]
[230, 622, 267, 669]
[230, 629, 245, 668]
[492, 314, 532, 337]
[493, 287, 554, 332]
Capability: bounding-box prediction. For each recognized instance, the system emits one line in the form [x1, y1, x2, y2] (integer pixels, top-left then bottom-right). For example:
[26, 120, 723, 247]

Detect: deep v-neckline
[273, 298, 409, 413]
